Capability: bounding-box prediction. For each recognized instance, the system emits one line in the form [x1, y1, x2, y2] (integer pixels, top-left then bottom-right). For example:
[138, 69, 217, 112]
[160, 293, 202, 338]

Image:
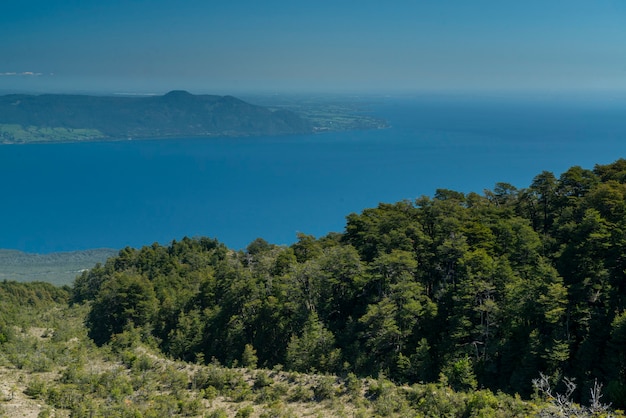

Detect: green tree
[241, 343, 258, 368]
[285, 312, 341, 373]
[441, 356, 478, 392]
[606, 311, 626, 407]
[529, 170, 558, 234]
[87, 272, 158, 345]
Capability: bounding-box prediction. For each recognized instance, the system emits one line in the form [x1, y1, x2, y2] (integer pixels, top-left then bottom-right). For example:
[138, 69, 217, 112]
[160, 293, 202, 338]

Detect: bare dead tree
[589, 379, 611, 415]
[532, 373, 613, 417]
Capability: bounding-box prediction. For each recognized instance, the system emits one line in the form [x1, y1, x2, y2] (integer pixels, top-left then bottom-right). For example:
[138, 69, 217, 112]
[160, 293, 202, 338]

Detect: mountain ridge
[0, 90, 313, 143]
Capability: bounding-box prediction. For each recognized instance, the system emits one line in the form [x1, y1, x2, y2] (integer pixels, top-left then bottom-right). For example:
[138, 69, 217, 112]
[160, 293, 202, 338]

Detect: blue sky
[2, 0, 626, 94]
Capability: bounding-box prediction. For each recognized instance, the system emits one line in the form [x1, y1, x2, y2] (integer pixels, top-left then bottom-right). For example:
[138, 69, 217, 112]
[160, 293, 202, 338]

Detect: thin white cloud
[0, 71, 43, 76]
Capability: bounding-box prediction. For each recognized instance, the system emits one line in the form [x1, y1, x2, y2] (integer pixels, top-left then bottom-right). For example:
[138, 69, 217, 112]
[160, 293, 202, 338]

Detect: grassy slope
[0, 124, 104, 143]
[1, 289, 617, 417]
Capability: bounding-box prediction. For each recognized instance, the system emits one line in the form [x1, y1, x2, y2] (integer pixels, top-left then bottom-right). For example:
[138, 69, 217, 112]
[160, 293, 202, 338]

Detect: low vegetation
[5, 159, 626, 416]
[0, 281, 594, 417]
[0, 124, 104, 144]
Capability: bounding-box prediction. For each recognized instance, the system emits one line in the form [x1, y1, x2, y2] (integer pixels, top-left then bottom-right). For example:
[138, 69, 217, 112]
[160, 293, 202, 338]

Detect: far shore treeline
[65, 158, 626, 408]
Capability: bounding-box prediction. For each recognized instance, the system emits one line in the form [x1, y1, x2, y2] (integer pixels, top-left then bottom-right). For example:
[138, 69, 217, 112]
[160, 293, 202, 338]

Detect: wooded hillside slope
[71, 158, 626, 410]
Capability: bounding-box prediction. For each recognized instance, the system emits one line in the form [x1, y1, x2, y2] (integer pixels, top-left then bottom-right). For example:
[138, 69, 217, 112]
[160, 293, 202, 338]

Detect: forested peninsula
[4, 159, 626, 416]
[0, 91, 312, 143]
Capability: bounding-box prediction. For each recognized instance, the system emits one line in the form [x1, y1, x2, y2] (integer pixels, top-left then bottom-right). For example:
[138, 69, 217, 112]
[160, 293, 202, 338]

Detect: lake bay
[2, 95, 626, 253]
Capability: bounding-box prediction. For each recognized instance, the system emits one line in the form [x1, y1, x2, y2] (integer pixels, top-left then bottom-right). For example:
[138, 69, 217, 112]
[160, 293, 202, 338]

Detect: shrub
[367, 376, 409, 416]
[202, 386, 218, 402]
[406, 383, 466, 417]
[162, 364, 189, 393]
[177, 396, 202, 416]
[256, 386, 281, 404]
[288, 384, 314, 402]
[132, 353, 156, 372]
[24, 377, 47, 398]
[259, 400, 295, 418]
[206, 408, 229, 418]
[37, 408, 54, 418]
[313, 376, 336, 401]
[45, 385, 84, 410]
[345, 372, 362, 398]
[230, 383, 253, 402]
[235, 405, 255, 418]
[194, 364, 246, 396]
[28, 351, 54, 373]
[254, 370, 274, 389]
[440, 357, 477, 392]
[146, 394, 179, 417]
[466, 390, 501, 417]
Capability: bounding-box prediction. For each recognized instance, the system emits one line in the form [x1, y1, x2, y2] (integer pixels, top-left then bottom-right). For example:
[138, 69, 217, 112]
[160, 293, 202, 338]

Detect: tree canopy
[74, 158, 626, 407]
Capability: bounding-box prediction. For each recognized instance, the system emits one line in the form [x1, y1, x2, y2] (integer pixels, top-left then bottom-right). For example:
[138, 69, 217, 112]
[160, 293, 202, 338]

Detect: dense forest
[65, 158, 626, 413]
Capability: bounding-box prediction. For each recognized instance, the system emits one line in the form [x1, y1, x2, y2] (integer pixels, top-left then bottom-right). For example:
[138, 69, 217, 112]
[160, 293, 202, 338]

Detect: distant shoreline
[0, 91, 390, 144]
[0, 91, 314, 144]
[0, 248, 118, 286]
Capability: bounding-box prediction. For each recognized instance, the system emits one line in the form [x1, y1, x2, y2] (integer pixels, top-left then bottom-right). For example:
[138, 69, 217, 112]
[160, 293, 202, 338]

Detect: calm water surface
[2, 96, 626, 253]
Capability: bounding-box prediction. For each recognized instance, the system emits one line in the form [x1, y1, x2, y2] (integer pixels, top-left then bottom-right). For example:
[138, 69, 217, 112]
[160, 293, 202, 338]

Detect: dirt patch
[0, 366, 64, 418]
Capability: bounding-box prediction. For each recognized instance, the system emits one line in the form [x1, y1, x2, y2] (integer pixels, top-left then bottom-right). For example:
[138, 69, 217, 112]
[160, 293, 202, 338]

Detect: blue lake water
[2, 95, 626, 253]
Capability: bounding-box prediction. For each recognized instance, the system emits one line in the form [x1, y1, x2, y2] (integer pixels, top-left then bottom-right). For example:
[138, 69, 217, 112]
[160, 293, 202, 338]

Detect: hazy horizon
[2, 1, 626, 96]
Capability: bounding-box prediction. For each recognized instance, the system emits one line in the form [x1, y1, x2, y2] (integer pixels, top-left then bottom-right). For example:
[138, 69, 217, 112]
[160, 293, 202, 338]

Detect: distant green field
[0, 248, 117, 286]
[244, 94, 389, 132]
[0, 124, 105, 143]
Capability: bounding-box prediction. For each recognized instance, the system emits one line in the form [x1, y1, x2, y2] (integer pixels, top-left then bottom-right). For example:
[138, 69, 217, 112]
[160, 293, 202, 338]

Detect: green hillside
[0, 91, 312, 143]
[4, 159, 626, 416]
[0, 281, 609, 417]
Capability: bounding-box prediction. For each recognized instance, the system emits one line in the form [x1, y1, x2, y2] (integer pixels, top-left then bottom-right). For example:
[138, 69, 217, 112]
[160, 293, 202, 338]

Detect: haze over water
[2, 94, 626, 254]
